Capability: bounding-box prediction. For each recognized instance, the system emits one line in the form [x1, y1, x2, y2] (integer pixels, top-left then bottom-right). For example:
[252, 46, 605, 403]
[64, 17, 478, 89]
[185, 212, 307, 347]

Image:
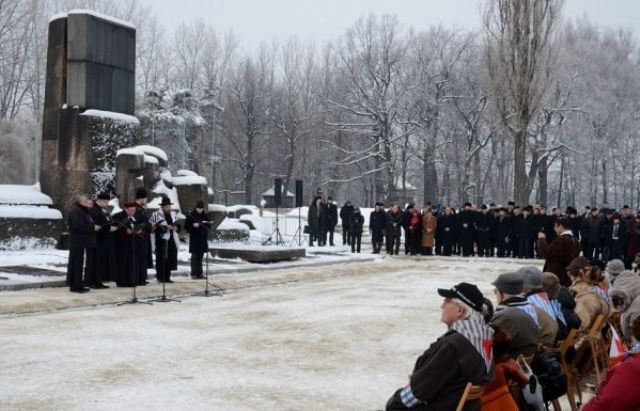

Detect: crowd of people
[66, 188, 210, 293]
[386, 258, 640, 410]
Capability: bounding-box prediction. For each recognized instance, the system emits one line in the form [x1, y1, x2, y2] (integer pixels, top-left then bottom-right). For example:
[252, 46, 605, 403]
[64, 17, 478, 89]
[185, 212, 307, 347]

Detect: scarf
[451, 318, 494, 372]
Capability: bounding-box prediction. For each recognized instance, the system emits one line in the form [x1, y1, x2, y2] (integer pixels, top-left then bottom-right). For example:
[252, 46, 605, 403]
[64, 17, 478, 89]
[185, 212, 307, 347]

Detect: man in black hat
[185, 200, 210, 279]
[67, 194, 101, 293]
[112, 201, 141, 287]
[134, 188, 152, 285]
[458, 202, 476, 256]
[150, 196, 179, 283]
[87, 192, 117, 288]
[386, 282, 494, 410]
[339, 200, 354, 246]
[370, 202, 387, 254]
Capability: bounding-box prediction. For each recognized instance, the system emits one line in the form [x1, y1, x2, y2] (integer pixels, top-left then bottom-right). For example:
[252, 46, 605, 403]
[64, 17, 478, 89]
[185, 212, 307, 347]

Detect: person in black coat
[386, 204, 404, 255]
[151, 197, 180, 283]
[495, 208, 511, 258]
[517, 207, 534, 258]
[185, 200, 210, 279]
[307, 196, 326, 246]
[113, 202, 143, 287]
[475, 205, 493, 257]
[88, 192, 117, 288]
[349, 208, 364, 253]
[66, 195, 99, 293]
[439, 207, 456, 256]
[402, 203, 415, 255]
[370, 202, 387, 254]
[325, 197, 338, 246]
[134, 188, 152, 285]
[458, 203, 476, 257]
[339, 201, 355, 245]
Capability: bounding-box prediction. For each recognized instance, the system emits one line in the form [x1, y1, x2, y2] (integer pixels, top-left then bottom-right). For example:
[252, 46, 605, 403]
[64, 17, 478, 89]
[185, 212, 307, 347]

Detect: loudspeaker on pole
[274, 178, 282, 207]
[295, 179, 303, 208]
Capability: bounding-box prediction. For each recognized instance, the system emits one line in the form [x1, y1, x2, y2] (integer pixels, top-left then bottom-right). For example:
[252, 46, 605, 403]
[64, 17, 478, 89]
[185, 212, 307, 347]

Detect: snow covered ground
[0, 255, 573, 411]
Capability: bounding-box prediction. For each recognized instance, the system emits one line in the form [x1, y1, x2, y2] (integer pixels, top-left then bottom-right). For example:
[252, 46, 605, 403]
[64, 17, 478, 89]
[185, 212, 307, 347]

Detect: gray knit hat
[606, 259, 625, 276]
[517, 266, 543, 291]
[492, 272, 525, 295]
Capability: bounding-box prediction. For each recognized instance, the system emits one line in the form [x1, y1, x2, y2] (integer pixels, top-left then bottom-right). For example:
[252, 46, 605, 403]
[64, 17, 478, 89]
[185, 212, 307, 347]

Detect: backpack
[531, 351, 567, 402]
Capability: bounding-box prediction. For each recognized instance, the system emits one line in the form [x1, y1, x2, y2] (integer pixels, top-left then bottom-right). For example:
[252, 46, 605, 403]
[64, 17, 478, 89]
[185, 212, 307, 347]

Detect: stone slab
[209, 247, 306, 263]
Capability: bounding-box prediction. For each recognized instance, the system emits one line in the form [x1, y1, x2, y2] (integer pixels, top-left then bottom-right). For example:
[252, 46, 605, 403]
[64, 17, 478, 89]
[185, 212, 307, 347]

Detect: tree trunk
[537, 155, 548, 206]
[514, 130, 529, 206]
[423, 143, 438, 204]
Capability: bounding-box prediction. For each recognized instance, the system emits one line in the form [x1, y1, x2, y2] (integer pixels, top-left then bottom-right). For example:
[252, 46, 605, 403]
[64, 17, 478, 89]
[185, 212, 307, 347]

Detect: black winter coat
[349, 213, 364, 234]
[386, 330, 491, 411]
[370, 210, 387, 231]
[340, 204, 354, 228]
[326, 203, 338, 228]
[308, 202, 327, 230]
[185, 210, 210, 254]
[68, 203, 96, 249]
[386, 211, 404, 236]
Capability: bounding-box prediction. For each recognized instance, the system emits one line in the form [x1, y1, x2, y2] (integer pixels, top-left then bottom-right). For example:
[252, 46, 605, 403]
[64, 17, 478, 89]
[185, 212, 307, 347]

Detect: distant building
[261, 187, 295, 208]
[389, 179, 418, 205]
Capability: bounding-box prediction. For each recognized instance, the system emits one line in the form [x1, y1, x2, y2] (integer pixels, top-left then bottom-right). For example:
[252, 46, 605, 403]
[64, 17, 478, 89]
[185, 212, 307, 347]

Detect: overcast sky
[139, 0, 640, 52]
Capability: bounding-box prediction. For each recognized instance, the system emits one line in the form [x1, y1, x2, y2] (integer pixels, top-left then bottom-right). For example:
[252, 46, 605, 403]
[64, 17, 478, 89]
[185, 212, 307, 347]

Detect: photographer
[185, 200, 210, 279]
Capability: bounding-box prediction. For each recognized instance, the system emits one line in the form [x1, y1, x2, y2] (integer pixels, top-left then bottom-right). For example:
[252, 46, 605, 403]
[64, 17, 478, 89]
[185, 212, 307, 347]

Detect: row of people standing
[66, 188, 211, 293]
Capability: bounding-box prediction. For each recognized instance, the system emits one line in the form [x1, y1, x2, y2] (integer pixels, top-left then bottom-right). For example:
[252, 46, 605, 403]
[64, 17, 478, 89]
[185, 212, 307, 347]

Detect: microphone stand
[150, 225, 180, 303]
[117, 219, 152, 306]
[202, 251, 223, 297]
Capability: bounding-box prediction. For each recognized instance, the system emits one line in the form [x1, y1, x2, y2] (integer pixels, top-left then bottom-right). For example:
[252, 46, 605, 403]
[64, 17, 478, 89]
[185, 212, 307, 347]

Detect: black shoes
[90, 284, 109, 289]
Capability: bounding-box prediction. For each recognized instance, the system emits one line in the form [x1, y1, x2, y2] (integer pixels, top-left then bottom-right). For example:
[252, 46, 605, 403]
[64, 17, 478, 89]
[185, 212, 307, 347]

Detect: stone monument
[41, 11, 139, 213]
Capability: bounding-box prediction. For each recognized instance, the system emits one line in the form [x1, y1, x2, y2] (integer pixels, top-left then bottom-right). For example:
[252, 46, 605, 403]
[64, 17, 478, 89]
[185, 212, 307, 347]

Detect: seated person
[518, 266, 559, 346]
[386, 282, 494, 411]
[481, 325, 530, 411]
[491, 272, 539, 359]
[582, 316, 640, 410]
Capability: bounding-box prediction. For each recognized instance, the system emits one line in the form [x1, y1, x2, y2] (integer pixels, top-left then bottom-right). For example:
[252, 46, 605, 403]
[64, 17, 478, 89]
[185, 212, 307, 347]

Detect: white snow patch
[172, 175, 207, 186]
[80, 109, 139, 124]
[262, 188, 294, 197]
[176, 169, 197, 177]
[217, 218, 250, 233]
[0, 184, 53, 206]
[208, 204, 227, 212]
[136, 145, 168, 162]
[116, 147, 144, 157]
[143, 155, 159, 165]
[66, 9, 136, 30]
[0, 205, 62, 219]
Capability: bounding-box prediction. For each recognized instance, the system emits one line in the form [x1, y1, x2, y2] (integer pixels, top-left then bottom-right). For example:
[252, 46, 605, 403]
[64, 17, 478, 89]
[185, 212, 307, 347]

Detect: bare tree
[483, 0, 564, 205]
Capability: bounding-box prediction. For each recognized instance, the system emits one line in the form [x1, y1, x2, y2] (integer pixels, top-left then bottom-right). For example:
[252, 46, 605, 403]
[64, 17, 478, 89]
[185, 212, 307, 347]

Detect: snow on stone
[143, 155, 159, 165]
[80, 109, 140, 125]
[172, 175, 207, 186]
[66, 9, 136, 30]
[48, 12, 67, 23]
[176, 170, 197, 177]
[226, 204, 258, 213]
[116, 147, 144, 157]
[217, 218, 250, 233]
[0, 205, 62, 219]
[150, 181, 180, 210]
[208, 204, 227, 212]
[261, 188, 294, 197]
[136, 145, 168, 162]
[0, 184, 53, 205]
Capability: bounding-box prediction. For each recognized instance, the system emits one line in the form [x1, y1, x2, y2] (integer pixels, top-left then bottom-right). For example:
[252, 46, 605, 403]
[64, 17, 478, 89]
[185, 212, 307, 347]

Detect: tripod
[117, 285, 152, 306]
[150, 237, 180, 303]
[262, 207, 285, 246]
[290, 206, 307, 247]
[202, 251, 223, 297]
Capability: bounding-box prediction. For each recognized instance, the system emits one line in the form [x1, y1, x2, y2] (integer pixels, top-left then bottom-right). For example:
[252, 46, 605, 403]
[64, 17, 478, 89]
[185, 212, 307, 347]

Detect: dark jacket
[185, 210, 210, 254]
[491, 297, 539, 359]
[541, 233, 581, 286]
[557, 286, 581, 332]
[308, 202, 327, 230]
[387, 211, 404, 237]
[326, 202, 338, 229]
[349, 212, 364, 234]
[516, 215, 534, 240]
[339, 204, 354, 229]
[370, 209, 387, 232]
[386, 330, 492, 411]
[68, 203, 96, 249]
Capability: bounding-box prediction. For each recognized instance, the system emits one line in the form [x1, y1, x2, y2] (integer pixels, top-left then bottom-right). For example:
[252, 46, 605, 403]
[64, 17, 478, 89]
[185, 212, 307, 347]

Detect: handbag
[519, 360, 545, 411]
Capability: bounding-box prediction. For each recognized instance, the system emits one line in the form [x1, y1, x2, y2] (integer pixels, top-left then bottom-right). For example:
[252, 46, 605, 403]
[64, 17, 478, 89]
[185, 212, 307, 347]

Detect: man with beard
[151, 196, 180, 283]
[88, 192, 117, 288]
[67, 194, 100, 293]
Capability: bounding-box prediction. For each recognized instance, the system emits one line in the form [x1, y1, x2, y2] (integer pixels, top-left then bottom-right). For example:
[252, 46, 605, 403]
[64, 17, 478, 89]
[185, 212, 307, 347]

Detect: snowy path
[1, 256, 552, 410]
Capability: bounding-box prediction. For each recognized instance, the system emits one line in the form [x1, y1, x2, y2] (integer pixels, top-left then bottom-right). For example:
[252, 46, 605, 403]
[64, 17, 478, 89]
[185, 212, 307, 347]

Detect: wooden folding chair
[587, 314, 608, 385]
[455, 382, 484, 411]
[559, 328, 583, 411]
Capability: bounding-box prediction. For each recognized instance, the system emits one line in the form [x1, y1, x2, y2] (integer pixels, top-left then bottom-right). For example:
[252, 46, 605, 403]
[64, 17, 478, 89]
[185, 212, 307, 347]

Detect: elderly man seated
[386, 282, 494, 411]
